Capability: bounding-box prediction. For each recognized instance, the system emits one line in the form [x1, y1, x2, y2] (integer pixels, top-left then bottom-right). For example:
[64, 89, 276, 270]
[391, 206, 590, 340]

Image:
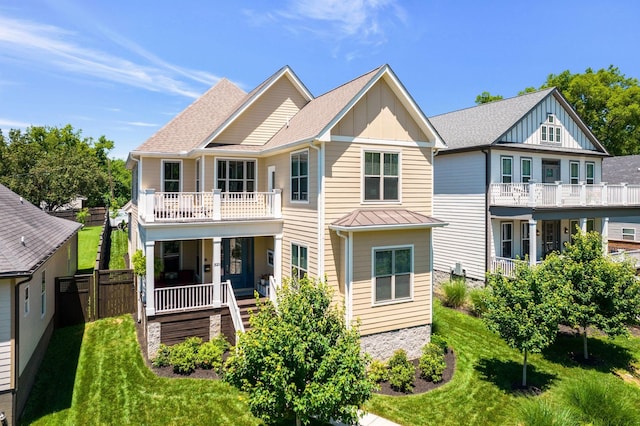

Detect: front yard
[21, 303, 640, 425]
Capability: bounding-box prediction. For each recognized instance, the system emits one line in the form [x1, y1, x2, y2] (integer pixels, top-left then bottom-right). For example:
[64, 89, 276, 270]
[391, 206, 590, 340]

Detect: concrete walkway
[332, 410, 401, 426]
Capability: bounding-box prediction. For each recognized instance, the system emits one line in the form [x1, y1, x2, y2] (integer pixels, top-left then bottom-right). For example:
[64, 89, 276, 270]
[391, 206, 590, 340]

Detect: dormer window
[541, 114, 561, 144]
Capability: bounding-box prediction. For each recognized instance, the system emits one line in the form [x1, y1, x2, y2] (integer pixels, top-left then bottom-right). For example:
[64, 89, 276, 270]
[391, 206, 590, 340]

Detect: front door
[221, 238, 254, 292]
[542, 160, 560, 183]
[542, 221, 561, 257]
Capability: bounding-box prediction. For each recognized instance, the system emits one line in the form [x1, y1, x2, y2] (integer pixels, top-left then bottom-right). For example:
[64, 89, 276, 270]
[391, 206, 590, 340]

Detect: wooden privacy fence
[55, 269, 135, 328]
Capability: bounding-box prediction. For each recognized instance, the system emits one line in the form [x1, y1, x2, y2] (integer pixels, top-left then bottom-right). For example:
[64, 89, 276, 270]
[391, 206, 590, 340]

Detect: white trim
[289, 148, 310, 204]
[329, 222, 446, 233]
[500, 221, 513, 258]
[267, 165, 276, 192]
[266, 249, 274, 267]
[569, 160, 580, 184]
[215, 157, 258, 193]
[195, 158, 201, 192]
[40, 269, 46, 318]
[520, 157, 532, 183]
[331, 135, 433, 148]
[371, 244, 414, 306]
[622, 228, 636, 241]
[500, 155, 513, 183]
[24, 285, 30, 317]
[585, 161, 595, 185]
[290, 241, 308, 278]
[161, 159, 183, 192]
[361, 147, 402, 204]
[317, 142, 325, 279]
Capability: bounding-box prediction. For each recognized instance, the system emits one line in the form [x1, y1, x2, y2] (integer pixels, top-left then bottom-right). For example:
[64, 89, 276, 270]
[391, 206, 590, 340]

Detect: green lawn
[366, 301, 640, 425]
[77, 226, 102, 273]
[109, 229, 128, 269]
[21, 316, 258, 425]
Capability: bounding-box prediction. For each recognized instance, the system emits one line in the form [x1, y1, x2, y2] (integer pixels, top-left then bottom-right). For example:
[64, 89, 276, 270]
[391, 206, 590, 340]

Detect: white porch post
[213, 237, 222, 307]
[145, 241, 155, 316]
[580, 182, 587, 206]
[555, 181, 563, 206]
[580, 218, 588, 233]
[273, 234, 283, 300]
[529, 219, 537, 266]
[602, 217, 609, 255]
[273, 189, 282, 219]
[144, 189, 155, 223]
[213, 189, 222, 221]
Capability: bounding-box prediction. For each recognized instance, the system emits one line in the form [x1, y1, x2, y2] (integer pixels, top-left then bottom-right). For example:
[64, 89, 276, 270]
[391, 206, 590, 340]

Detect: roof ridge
[313, 65, 384, 100]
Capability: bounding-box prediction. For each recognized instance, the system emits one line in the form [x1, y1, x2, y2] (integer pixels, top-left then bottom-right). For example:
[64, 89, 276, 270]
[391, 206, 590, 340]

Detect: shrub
[563, 376, 640, 425]
[430, 334, 448, 353]
[367, 359, 389, 383]
[442, 278, 467, 308]
[197, 334, 230, 373]
[169, 337, 203, 374]
[151, 344, 171, 368]
[387, 349, 414, 392]
[469, 287, 490, 316]
[419, 343, 446, 382]
[75, 207, 89, 226]
[517, 398, 578, 426]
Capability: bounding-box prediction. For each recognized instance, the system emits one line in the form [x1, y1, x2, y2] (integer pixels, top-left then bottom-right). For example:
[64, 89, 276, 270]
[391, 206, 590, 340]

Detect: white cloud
[0, 15, 218, 98]
[0, 118, 31, 128]
[124, 121, 158, 128]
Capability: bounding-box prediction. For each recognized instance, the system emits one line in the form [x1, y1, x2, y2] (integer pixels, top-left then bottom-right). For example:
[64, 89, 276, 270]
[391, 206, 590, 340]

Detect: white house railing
[490, 182, 640, 208]
[224, 280, 244, 336]
[138, 189, 282, 223]
[490, 256, 524, 277]
[610, 249, 640, 267]
[154, 283, 216, 314]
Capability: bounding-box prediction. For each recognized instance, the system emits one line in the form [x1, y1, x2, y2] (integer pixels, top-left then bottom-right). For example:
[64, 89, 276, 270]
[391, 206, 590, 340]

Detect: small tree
[75, 207, 89, 226]
[559, 230, 640, 359]
[224, 276, 374, 425]
[483, 258, 568, 386]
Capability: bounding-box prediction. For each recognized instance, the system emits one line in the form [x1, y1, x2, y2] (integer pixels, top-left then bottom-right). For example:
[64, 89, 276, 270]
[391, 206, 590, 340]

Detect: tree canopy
[224, 276, 374, 425]
[0, 124, 130, 210]
[475, 66, 640, 155]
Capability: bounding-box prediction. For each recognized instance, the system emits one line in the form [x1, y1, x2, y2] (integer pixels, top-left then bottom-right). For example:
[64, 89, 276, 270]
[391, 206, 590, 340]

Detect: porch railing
[139, 189, 282, 223]
[610, 249, 640, 267]
[490, 256, 524, 277]
[490, 182, 640, 208]
[154, 283, 215, 314]
[224, 280, 244, 336]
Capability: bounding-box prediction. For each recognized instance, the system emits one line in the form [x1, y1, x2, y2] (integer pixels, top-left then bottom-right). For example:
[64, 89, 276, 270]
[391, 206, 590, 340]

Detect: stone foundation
[209, 314, 221, 337]
[360, 325, 431, 361]
[147, 322, 161, 359]
[433, 269, 485, 290]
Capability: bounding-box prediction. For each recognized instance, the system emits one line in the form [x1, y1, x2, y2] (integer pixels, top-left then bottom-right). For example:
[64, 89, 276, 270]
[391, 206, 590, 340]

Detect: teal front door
[221, 238, 254, 292]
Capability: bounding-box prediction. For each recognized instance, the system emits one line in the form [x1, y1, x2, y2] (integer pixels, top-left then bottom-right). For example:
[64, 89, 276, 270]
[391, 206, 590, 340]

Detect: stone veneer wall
[360, 325, 431, 361]
[433, 269, 485, 289]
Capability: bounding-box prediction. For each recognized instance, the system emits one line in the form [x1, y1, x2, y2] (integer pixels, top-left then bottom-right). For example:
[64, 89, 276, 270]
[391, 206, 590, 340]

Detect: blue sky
[1, 0, 638, 159]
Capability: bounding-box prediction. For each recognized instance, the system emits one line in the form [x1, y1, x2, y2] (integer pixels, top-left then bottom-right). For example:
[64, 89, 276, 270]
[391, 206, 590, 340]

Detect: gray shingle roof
[602, 155, 640, 184]
[429, 88, 555, 150]
[0, 184, 82, 276]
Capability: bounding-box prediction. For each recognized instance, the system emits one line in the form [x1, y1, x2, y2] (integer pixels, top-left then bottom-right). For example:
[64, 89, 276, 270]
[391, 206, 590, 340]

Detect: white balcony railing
[490, 256, 524, 277]
[138, 189, 282, 223]
[155, 283, 216, 314]
[490, 182, 640, 208]
[610, 250, 640, 267]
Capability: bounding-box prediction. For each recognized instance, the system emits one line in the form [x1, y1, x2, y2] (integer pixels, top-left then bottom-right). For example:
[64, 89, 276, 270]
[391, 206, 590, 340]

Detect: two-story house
[430, 88, 640, 281]
[127, 65, 446, 360]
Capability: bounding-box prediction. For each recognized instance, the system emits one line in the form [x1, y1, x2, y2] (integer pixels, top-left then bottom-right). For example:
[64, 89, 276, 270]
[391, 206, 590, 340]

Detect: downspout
[308, 142, 325, 280]
[481, 148, 491, 276]
[336, 231, 352, 326]
[13, 275, 32, 422]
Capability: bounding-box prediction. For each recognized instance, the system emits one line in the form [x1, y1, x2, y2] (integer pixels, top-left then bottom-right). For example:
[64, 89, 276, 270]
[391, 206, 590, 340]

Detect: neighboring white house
[0, 184, 81, 425]
[429, 88, 640, 281]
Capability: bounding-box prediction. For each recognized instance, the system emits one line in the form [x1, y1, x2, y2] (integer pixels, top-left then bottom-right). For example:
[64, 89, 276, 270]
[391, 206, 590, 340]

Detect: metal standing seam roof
[330, 209, 447, 231]
[602, 154, 640, 184]
[0, 184, 82, 276]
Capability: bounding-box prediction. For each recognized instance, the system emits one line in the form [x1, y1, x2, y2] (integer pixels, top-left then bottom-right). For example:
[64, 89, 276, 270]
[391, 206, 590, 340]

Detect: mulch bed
[375, 349, 456, 396]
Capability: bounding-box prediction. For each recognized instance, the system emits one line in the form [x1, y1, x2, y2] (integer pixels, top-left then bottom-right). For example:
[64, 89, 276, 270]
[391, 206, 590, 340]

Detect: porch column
[273, 233, 283, 303]
[213, 237, 222, 308]
[144, 189, 155, 223]
[602, 217, 609, 255]
[580, 218, 587, 233]
[145, 241, 155, 316]
[528, 219, 537, 266]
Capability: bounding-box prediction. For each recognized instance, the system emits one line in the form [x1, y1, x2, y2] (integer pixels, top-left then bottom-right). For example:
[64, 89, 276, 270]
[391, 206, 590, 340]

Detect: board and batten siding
[215, 76, 308, 146]
[433, 151, 487, 281]
[504, 95, 598, 151]
[332, 78, 428, 142]
[351, 230, 431, 336]
[322, 142, 433, 296]
[0, 280, 11, 391]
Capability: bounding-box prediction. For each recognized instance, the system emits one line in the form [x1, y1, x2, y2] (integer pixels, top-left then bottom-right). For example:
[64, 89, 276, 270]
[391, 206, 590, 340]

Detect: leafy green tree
[484, 257, 569, 386]
[557, 230, 640, 360]
[224, 276, 374, 425]
[475, 91, 504, 105]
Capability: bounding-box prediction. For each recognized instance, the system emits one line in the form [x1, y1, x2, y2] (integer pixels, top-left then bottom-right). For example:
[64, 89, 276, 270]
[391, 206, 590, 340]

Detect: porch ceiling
[139, 219, 283, 242]
[490, 205, 639, 220]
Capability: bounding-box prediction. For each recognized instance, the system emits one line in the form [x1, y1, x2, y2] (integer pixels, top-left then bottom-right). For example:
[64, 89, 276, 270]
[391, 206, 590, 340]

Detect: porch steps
[237, 297, 268, 330]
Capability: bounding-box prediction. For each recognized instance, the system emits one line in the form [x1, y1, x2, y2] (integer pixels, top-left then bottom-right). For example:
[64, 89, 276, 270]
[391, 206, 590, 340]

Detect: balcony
[490, 182, 640, 208]
[138, 189, 282, 223]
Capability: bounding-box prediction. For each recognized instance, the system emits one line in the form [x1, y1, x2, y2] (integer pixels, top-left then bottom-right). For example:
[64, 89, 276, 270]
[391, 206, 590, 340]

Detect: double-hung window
[541, 114, 561, 143]
[217, 160, 256, 192]
[291, 151, 308, 202]
[521, 221, 530, 258]
[501, 222, 513, 258]
[586, 162, 595, 185]
[291, 243, 308, 279]
[501, 156, 513, 183]
[521, 158, 532, 183]
[622, 228, 636, 241]
[570, 161, 580, 185]
[364, 151, 399, 201]
[163, 161, 181, 192]
[373, 246, 412, 303]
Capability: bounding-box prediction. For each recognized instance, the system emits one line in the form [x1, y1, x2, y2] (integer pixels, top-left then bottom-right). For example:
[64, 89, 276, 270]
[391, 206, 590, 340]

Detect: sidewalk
[332, 410, 401, 426]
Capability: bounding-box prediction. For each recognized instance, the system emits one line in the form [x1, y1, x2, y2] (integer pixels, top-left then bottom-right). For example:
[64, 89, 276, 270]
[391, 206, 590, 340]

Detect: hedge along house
[127, 65, 446, 360]
[0, 184, 81, 425]
[430, 88, 640, 282]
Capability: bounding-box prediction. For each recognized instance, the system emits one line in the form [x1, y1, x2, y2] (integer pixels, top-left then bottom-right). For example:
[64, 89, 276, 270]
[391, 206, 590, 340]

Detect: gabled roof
[134, 78, 247, 154]
[0, 184, 82, 277]
[603, 155, 640, 184]
[329, 208, 446, 232]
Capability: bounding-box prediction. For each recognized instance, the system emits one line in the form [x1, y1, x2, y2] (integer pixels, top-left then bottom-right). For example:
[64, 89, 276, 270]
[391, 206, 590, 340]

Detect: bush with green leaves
[442, 278, 467, 308]
[151, 343, 171, 368]
[367, 359, 389, 383]
[169, 336, 202, 374]
[387, 349, 414, 392]
[468, 287, 489, 317]
[419, 343, 446, 382]
[430, 334, 448, 353]
[196, 334, 230, 373]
